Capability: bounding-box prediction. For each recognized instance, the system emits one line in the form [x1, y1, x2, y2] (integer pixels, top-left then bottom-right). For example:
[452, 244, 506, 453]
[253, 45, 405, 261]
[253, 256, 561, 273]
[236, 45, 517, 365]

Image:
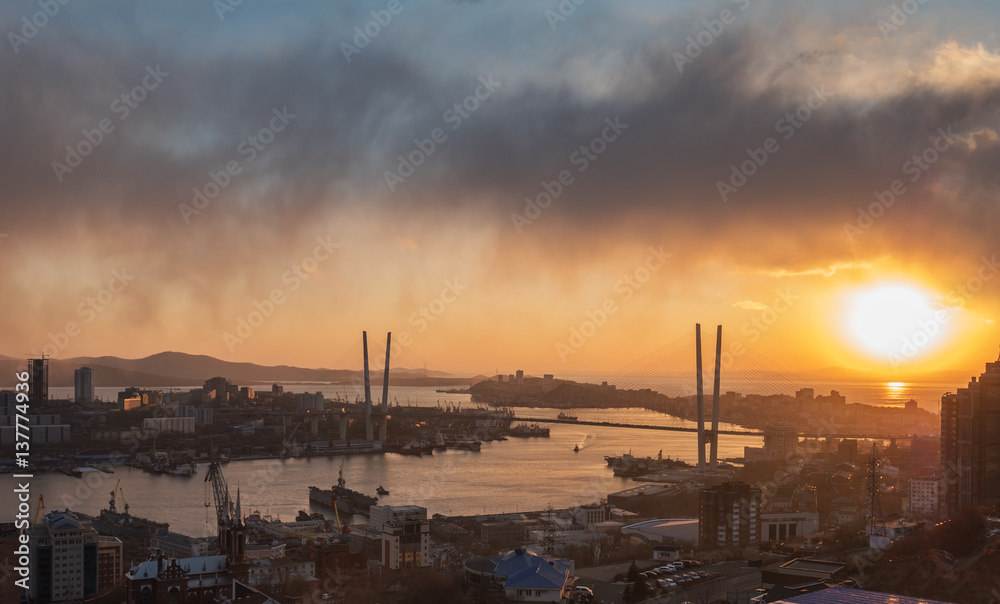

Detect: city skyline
[2, 2, 1000, 375]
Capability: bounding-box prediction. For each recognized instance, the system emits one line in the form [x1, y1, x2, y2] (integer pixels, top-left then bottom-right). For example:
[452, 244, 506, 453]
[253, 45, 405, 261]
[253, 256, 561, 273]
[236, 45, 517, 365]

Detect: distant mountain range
[0, 352, 483, 389]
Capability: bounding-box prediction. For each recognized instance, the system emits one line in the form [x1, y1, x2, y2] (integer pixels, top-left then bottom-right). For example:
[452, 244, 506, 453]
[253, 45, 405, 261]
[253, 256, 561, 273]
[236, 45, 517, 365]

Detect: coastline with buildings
[2, 349, 998, 604]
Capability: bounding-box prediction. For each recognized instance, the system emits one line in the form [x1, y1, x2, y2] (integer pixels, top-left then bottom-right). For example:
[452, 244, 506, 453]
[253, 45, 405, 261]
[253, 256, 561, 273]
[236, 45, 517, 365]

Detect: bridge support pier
[696, 324, 706, 473]
[363, 331, 374, 441]
[379, 333, 391, 443]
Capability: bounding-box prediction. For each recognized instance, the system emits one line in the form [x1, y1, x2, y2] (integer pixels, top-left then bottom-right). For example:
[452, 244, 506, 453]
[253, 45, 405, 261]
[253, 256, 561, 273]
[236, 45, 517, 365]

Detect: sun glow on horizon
[845, 283, 947, 363]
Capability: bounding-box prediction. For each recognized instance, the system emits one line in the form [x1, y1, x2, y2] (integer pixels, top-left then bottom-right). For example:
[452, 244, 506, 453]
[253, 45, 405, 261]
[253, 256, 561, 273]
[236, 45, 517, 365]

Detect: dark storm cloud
[1, 0, 998, 270]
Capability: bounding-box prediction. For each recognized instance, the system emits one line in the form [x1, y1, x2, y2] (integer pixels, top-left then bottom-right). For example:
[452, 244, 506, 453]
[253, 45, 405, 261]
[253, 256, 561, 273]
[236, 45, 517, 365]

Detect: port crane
[108, 479, 120, 513]
[204, 461, 235, 528]
[119, 486, 131, 523]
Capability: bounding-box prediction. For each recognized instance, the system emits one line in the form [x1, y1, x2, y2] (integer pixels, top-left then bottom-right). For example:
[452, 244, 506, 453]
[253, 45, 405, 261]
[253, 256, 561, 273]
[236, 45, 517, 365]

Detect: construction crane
[33, 494, 44, 524]
[332, 500, 351, 542]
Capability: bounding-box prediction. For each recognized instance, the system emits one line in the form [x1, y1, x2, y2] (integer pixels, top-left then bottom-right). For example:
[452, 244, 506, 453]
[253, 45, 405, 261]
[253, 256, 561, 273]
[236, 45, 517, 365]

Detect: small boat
[558, 412, 579, 421]
[376, 485, 389, 496]
[574, 445, 580, 452]
[166, 463, 196, 477]
[456, 438, 482, 452]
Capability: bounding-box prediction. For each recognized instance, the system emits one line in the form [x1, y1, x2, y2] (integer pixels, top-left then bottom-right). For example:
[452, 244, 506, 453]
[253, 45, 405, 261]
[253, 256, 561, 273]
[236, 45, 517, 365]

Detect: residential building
[908, 476, 940, 520]
[381, 510, 430, 570]
[297, 392, 325, 412]
[97, 536, 124, 593]
[204, 377, 230, 403]
[29, 510, 100, 603]
[764, 423, 800, 460]
[940, 357, 1000, 519]
[699, 482, 761, 549]
[0, 523, 22, 604]
[74, 367, 94, 403]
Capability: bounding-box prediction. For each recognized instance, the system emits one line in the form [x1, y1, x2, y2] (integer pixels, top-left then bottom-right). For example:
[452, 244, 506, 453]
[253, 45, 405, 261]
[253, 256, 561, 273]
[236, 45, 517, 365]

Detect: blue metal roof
[778, 587, 956, 604]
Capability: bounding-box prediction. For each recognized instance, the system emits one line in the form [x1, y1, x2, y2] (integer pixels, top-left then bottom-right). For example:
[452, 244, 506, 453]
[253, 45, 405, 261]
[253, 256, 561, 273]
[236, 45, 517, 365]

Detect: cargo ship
[308, 463, 378, 516]
[508, 423, 550, 437]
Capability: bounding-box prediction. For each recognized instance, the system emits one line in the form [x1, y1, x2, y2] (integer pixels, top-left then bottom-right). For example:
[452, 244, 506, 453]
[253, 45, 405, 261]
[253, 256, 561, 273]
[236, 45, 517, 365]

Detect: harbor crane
[109, 479, 121, 514]
[205, 461, 235, 528]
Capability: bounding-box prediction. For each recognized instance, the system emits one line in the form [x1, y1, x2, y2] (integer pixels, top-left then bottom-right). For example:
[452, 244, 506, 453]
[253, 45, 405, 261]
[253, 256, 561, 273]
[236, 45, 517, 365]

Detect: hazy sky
[2, 0, 999, 376]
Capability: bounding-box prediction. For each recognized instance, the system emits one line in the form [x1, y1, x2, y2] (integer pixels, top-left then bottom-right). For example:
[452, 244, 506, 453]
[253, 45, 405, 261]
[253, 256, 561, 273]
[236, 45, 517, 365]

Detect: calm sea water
[13, 378, 951, 536]
[1, 414, 761, 537]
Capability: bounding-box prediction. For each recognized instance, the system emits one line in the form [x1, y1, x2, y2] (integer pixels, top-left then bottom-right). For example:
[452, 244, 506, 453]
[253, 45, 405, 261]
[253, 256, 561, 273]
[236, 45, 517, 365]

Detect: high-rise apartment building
[699, 481, 761, 549]
[940, 357, 1000, 519]
[74, 367, 94, 403]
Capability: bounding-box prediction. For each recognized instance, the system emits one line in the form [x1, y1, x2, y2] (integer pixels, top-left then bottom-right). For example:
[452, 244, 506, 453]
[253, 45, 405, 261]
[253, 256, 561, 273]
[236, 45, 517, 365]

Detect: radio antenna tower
[864, 443, 884, 538]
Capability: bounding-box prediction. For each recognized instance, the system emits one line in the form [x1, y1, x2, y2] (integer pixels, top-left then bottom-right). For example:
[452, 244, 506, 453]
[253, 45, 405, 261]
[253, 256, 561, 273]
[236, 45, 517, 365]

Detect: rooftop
[775, 587, 956, 604]
[129, 555, 227, 580]
[608, 484, 669, 498]
[779, 558, 847, 573]
[491, 548, 572, 591]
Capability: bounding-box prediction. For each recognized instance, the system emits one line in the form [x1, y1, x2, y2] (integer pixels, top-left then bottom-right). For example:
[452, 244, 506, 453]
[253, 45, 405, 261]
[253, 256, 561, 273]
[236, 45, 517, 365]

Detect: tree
[626, 561, 639, 583]
[631, 576, 649, 602]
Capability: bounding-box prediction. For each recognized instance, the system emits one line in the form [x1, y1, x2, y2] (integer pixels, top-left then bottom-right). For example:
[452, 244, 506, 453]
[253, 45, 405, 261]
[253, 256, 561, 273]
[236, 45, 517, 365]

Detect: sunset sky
[3, 0, 999, 376]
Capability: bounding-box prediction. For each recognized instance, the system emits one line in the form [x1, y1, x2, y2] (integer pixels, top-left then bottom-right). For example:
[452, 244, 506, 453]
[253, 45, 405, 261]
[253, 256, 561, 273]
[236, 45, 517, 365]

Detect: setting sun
[846, 284, 943, 361]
